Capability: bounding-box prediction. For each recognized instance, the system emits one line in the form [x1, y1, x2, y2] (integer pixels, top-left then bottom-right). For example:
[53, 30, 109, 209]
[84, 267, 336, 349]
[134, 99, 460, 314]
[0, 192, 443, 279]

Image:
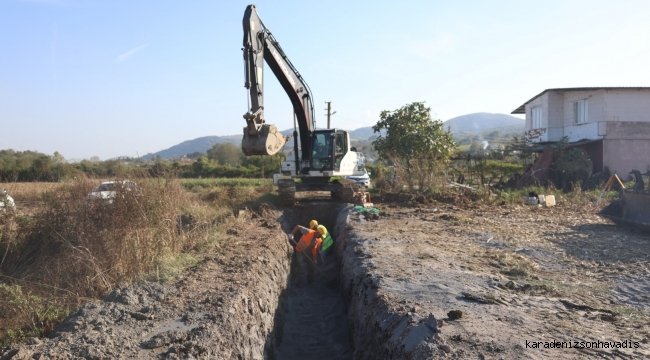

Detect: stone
[438, 343, 452, 353]
[425, 313, 438, 332]
[447, 310, 463, 320]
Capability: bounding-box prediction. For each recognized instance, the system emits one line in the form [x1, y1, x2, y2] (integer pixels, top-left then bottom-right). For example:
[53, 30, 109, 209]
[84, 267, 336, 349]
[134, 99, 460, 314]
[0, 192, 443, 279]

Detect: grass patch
[0, 283, 68, 347]
[180, 178, 273, 190]
[149, 253, 199, 283]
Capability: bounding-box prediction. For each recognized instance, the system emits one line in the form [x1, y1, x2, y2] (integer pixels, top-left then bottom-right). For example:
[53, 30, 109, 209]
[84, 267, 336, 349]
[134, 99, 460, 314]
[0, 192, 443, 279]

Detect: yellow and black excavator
[241, 4, 367, 205]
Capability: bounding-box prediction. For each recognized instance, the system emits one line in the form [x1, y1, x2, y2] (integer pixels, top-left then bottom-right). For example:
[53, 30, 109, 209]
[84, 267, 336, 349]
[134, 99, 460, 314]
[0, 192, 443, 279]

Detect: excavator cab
[310, 132, 334, 171]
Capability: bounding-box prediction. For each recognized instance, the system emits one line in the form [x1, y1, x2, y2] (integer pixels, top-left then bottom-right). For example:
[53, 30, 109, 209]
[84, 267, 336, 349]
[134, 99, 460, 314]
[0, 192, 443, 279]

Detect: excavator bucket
[241, 124, 287, 156]
[598, 190, 650, 231]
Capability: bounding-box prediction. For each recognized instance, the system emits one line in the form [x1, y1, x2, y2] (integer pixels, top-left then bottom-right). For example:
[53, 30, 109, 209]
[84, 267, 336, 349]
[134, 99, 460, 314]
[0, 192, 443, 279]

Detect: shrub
[1, 176, 191, 297]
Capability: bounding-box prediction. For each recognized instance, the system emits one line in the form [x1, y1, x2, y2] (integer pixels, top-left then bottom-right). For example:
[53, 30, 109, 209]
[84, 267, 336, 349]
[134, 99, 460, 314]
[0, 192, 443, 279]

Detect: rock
[411, 306, 421, 313]
[447, 310, 463, 320]
[26, 337, 41, 345]
[438, 343, 452, 353]
[424, 313, 438, 331]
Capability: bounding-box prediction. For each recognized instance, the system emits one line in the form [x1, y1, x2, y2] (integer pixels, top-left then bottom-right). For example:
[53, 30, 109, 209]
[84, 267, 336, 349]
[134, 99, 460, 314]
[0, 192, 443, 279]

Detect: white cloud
[114, 44, 148, 63]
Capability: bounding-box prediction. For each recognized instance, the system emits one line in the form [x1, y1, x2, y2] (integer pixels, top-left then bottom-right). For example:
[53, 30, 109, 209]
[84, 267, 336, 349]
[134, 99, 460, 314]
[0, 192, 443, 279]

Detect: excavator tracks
[277, 178, 297, 206]
[276, 178, 362, 206]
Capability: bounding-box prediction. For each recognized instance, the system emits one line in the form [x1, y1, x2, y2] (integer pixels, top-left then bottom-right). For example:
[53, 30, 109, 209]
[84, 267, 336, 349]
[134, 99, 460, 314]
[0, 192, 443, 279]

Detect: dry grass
[0, 176, 276, 346]
[0, 182, 64, 202]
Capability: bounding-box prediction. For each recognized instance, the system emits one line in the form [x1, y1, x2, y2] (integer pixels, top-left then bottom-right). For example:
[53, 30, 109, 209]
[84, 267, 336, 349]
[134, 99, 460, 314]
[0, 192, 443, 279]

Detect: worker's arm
[290, 225, 303, 236]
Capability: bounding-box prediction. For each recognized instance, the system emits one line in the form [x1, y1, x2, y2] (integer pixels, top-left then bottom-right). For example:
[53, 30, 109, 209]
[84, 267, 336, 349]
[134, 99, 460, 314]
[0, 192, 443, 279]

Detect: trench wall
[334, 208, 439, 359]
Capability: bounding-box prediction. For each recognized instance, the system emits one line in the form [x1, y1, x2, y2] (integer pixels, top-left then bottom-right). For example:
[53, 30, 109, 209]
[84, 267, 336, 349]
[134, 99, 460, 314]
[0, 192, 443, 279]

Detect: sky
[2, 0, 650, 160]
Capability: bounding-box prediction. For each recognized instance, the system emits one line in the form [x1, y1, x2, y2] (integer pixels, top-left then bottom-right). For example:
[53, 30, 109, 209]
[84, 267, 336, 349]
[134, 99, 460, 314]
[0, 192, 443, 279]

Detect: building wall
[521, 89, 650, 173]
[604, 90, 650, 122]
[606, 121, 650, 140]
[524, 93, 548, 142]
[603, 139, 650, 175]
[562, 90, 606, 127]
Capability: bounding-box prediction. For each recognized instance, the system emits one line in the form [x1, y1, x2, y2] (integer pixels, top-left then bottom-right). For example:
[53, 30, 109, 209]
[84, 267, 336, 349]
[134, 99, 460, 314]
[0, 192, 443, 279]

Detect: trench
[270, 202, 354, 360]
[0, 201, 428, 359]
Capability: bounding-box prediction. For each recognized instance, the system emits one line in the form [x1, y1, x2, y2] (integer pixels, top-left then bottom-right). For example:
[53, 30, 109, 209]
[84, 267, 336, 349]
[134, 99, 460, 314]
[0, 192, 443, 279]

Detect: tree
[242, 153, 286, 178]
[469, 141, 484, 153]
[207, 143, 244, 166]
[372, 102, 456, 191]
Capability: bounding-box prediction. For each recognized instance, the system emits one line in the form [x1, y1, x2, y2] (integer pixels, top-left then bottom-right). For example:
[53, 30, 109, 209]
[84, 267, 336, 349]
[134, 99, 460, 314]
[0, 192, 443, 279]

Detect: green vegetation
[0, 144, 285, 182]
[372, 102, 456, 191]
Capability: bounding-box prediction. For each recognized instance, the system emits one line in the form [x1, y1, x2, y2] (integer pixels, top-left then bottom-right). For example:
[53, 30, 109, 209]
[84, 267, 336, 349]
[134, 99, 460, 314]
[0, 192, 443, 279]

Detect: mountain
[443, 113, 524, 134]
[140, 135, 241, 159]
[143, 113, 523, 159]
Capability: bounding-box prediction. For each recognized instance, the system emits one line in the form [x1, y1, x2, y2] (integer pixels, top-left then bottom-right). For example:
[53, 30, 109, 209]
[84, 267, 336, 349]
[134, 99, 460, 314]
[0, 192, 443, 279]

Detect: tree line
[0, 144, 285, 182]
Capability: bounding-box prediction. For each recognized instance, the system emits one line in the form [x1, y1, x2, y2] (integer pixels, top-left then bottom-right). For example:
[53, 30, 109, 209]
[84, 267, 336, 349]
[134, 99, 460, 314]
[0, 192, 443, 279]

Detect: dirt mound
[0, 209, 293, 359]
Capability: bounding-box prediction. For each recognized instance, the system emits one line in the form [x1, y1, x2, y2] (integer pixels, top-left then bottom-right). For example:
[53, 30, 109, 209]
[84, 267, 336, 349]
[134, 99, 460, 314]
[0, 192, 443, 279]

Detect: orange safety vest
[296, 230, 322, 260]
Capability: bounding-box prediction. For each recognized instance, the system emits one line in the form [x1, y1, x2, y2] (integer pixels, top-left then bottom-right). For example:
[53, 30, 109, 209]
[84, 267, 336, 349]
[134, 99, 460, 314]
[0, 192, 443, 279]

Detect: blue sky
[2, 0, 650, 159]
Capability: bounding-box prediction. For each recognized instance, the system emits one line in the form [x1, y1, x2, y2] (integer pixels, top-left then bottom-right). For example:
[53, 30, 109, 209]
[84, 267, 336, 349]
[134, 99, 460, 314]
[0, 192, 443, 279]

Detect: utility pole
[324, 101, 336, 129]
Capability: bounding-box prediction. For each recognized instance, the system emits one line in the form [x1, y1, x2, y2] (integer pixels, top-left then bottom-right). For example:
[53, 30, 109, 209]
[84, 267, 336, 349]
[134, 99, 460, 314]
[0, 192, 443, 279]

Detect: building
[512, 87, 650, 175]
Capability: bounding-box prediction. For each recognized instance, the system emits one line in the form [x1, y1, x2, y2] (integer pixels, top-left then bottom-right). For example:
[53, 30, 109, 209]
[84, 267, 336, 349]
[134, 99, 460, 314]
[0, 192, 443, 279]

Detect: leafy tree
[186, 151, 204, 159]
[242, 153, 285, 178]
[372, 102, 456, 191]
[469, 141, 484, 153]
[207, 143, 244, 166]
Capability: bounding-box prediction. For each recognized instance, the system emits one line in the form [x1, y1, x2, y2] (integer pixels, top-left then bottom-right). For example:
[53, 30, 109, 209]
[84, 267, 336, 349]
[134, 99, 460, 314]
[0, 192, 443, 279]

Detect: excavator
[241, 4, 366, 205]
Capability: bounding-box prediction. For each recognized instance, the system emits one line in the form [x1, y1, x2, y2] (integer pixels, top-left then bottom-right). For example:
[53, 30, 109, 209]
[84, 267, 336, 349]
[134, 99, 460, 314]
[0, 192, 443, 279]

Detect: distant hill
[141, 135, 241, 159]
[444, 113, 524, 134]
[144, 113, 523, 159]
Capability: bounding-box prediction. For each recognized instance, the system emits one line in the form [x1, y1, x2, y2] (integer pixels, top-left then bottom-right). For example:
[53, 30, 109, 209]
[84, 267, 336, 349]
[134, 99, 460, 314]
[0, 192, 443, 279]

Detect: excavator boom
[241, 4, 315, 157]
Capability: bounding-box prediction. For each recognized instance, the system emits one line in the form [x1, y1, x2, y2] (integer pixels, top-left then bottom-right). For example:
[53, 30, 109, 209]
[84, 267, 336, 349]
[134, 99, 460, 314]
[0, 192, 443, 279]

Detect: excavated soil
[337, 198, 650, 359]
[3, 197, 650, 359]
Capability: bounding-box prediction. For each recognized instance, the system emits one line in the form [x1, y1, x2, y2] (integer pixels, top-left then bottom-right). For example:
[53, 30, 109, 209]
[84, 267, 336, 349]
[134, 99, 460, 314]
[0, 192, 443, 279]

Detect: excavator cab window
[333, 132, 347, 171]
[311, 133, 333, 171]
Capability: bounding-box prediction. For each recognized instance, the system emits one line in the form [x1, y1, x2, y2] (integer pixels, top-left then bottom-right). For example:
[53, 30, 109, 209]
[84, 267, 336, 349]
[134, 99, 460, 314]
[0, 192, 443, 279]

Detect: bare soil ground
[352, 197, 650, 358]
[3, 190, 650, 359]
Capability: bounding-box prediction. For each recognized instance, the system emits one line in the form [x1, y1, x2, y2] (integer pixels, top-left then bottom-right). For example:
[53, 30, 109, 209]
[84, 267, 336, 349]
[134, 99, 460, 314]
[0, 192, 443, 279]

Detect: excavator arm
[242, 4, 315, 158]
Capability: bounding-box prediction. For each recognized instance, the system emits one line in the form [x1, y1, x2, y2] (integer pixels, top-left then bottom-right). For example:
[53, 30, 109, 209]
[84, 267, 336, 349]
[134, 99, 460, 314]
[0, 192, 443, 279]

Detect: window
[531, 107, 542, 129]
[311, 133, 333, 171]
[574, 99, 588, 124]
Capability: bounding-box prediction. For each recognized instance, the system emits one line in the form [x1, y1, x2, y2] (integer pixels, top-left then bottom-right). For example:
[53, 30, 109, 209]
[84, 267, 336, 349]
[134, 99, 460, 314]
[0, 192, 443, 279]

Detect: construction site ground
[357, 195, 650, 359]
[2, 194, 650, 359]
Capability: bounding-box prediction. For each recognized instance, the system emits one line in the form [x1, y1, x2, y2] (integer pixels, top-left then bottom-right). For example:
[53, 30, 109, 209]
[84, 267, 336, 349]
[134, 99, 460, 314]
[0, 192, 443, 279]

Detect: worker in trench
[288, 221, 323, 286]
[304, 220, 334, 264]
[316, 225, 334, 264]
[305, 220, 334, 264]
